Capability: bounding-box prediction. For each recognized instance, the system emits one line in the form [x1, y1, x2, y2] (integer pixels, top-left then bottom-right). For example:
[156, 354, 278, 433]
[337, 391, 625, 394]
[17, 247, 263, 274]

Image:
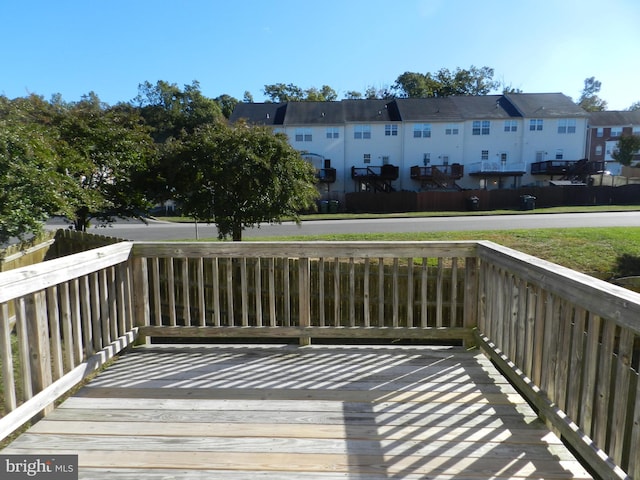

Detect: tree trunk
[232, 223, 242, 242]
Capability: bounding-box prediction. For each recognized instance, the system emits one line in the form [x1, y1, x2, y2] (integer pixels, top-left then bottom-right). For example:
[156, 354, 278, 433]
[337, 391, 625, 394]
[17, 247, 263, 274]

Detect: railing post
[463, 256, 479, 348]
[298, 257, 311, 346]
[26, 291, 54, 415]
[132, 255, 150, 345]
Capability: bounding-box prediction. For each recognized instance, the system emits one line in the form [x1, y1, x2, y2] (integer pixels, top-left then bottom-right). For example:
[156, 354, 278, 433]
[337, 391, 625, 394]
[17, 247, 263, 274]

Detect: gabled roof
[283, 101, 344, 125]
[587, 110, 640, 127]
[394, 97, 461, 121]
[450, 95, 520, 120]
[229, 103, 287, 125]
[503, 93, 586, 118]
[341, 99, 401, 123]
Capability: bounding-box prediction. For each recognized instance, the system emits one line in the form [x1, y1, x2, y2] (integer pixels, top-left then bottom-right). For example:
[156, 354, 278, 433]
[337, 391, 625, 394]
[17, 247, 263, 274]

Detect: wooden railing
[0, 242, 140, 442]
[0, 239, 638, 479]
[474, 241, 640, 480]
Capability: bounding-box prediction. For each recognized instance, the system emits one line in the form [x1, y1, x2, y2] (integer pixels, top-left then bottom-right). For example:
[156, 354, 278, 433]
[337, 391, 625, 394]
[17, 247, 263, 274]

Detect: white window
[413, 124, 432, 138]
[555, 149, 564, 160]
[445, 124, 459, 135]
[423, 153, 430, 165]
[596, 128, 604, 137]
[558, 119, 576, 134]
[472, 120, 490, 135]
[385, 124, 398, 136]
[535, 151, 545, 162]
[481, 150, 489, 160]
[504, 120, 517, 132]
[325, 127, 339, 139]
[500, 152, 508, 163]
[354, 125, 371, 139]
[441, 155, 449, 165]
[529, 119, 543, 131]
[363, 153, 371, 163]
[295, 128, 312, 142]
[595, 145, 603, 156]
[611, 127, 623, 137]
[382, 156, 390, 164]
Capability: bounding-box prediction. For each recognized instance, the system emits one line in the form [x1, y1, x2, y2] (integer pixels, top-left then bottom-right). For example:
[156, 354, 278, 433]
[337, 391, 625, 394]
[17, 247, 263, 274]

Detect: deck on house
[3, 343, 591, 480]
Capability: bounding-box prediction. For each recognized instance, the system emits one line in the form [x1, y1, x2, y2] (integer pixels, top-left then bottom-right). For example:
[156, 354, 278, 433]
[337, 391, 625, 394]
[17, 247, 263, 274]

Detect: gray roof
[394, 97, 462, 121]
[283, 101, 344, 125]
[503, 93, 586, 118]
[587, 110, 640, 127]
[229, 93, 591, 125]
[228, 103, 287, 125]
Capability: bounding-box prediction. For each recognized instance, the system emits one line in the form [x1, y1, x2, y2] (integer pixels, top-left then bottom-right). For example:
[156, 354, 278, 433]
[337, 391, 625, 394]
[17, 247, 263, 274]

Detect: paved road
[47, 211, 640, 241]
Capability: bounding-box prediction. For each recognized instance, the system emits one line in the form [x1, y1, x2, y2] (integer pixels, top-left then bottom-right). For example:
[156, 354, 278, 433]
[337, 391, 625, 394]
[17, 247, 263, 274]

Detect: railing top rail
[0, 242, 134, 304]
[131, 241, 479, 259]
[477, 240, 640, 334]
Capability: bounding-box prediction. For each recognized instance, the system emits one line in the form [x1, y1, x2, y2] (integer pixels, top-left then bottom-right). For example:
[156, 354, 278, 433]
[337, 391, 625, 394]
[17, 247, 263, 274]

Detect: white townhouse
[230, 93, 590, 201]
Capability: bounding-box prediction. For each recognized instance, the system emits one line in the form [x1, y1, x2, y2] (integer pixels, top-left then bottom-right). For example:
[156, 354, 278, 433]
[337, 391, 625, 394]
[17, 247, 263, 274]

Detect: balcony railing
[410, 164, 464, 180]
[468, 161, 527, 175]
[531, 159, 606, 176]
[351, 165, 399, 180]
[1, 239, 639, 479]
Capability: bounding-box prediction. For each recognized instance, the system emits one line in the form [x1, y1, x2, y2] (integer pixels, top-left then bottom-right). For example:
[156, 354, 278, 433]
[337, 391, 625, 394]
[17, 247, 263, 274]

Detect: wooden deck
[3, 344, 591, 479]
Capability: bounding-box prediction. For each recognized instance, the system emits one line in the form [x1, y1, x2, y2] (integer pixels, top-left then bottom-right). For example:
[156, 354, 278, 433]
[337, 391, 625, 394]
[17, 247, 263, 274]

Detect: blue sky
[1, 0, 639, 110]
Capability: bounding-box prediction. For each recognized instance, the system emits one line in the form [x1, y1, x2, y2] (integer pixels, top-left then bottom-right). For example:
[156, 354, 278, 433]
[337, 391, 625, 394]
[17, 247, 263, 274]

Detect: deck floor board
[2, 344, 592, 479]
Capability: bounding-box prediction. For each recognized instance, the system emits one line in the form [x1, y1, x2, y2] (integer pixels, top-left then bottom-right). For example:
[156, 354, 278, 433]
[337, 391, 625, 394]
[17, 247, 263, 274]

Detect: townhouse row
[230, 94, 640, 201]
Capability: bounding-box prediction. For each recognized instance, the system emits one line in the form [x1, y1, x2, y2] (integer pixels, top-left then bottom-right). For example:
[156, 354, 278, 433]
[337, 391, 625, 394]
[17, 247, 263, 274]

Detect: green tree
[394, 66, 500, 98]
[170, 121, 318, 241]
[263, 84, 338, 102]
[214, 94, 239, 119]
[0, 99, 75, 241]
[577, 77, 608, 111]
[612, 134, 640, 166]
[628, 101, 640, 111]
[134, 80, 223, 142]
[56, 93, 157, 230]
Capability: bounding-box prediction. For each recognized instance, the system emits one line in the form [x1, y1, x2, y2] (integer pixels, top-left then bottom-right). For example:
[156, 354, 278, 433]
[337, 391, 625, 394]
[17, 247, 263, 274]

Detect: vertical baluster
[628, 361, 640, 479]
[211, 258, 221, 327]
[182, 258, 191, 326]
[334, 258, 341, 327]
[90, 272, 102, 352]
[436, 258, 444, 327]
[593, 320, 615, 449]
[167, 258, 177, 326]
[226, 258, 234, 326]
[60, 283, 75, 370]
[609, 328, 634, 466]
[450, 258, 458, 328]
[363, 258, 370, 327]
[377, 258, 384, 327]
[70, 278, 84, 363]
[421, 258, 428, 327]
[15, 297, 33, 400]
[100, 269, 111, 346]
[1, 302, 17, 412]
[268, 258, 276, 327]
[151, 258, 162, 325]
[26, 291, 53, 414]
[349, 258, 355, 327]
[407, 257, 414, 328]
[241, 257, 249, 327]
[318, 258, 326, 327]
[254, 258, 262, 327]
[298, 257, 311, 345]
[79, 276, 93, 357]
[392, 258, 399, 328]
[46, 287, 64, 381]
[566, 306, 586, 421]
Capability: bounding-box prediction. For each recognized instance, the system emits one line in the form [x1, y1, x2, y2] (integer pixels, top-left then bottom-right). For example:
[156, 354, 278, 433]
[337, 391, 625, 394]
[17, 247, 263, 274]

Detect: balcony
[315, 167, 337, 183]
[351, 165, 399, 192]
[468, 161, 527, 176]
[531, 159, 606, 178]
[1, 239, 639, 478]
[411, 164, 464, 190]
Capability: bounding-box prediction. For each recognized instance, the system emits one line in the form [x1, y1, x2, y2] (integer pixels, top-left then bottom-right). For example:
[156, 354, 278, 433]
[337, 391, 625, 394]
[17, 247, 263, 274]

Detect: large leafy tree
[263, 83, 338, 102]
[577, 77, 607, 112]
[56, 93, 157, 230]
[0, 114, 75, 242]
[170, 121, 318, 241]
[394, 66, 500, 98]
[612, 134, 640, 166]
